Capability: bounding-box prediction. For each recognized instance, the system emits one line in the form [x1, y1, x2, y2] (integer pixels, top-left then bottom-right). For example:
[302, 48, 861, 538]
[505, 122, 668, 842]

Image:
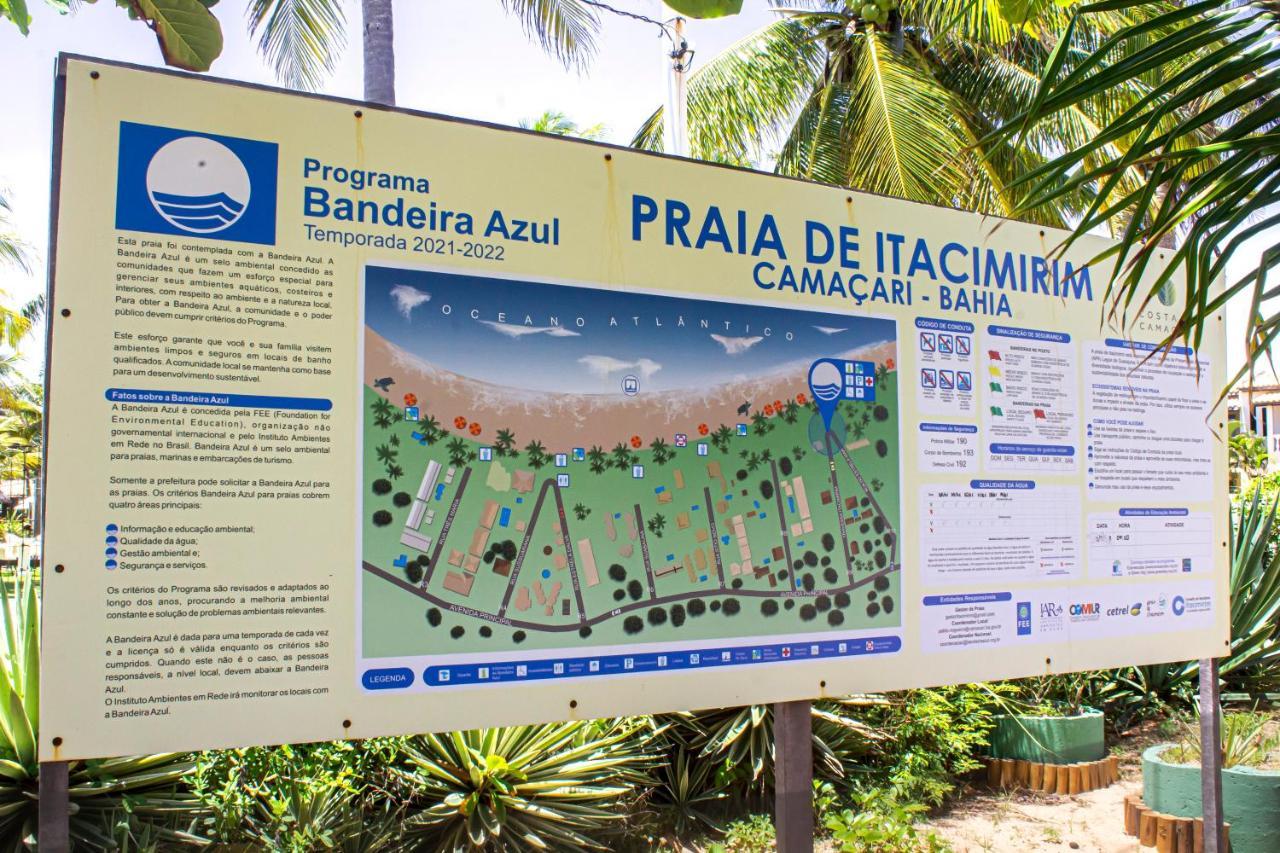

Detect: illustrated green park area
[360, 376, 901, 658]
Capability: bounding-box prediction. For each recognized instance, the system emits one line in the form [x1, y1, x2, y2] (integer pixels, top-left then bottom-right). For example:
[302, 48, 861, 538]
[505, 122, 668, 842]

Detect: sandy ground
[915, 724, 1175, 853]
[920, 775, 1143, 853]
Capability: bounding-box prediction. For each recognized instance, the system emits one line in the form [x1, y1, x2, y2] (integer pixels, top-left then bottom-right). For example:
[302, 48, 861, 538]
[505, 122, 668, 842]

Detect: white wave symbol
[151, 191, 246, 231]
[812, 383, 841, 402]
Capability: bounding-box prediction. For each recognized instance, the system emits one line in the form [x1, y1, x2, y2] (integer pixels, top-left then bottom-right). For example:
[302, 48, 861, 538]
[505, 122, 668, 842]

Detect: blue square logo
[1016, 601, 1032, 636]
[115, 121, 278, 245]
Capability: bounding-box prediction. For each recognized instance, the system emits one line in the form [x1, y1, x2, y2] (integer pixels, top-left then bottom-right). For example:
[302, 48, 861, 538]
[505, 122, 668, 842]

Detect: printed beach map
[358, 265, 901, 685]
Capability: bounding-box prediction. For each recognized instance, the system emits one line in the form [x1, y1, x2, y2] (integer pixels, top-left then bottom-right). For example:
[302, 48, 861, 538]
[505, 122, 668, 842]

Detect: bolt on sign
[41, 55, 1229, 759]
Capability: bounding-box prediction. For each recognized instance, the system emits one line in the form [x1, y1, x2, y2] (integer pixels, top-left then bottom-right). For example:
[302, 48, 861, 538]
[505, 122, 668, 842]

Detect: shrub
[624, 616, 644, 635]
[404, 563, 424, 584]
[393, 491, 412, 507]
[426, 607, 442, 627]
[372, 510, 393, 527]
[397, 721, 656, 850]
[372, 478, 392, 495]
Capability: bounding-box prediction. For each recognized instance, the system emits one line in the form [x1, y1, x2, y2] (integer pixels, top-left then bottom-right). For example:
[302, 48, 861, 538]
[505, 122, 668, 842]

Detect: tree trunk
[362, 0, 396, 105]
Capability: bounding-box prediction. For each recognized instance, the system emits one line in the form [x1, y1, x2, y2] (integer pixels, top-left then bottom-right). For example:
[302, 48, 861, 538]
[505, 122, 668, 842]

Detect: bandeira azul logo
[115, 122, 278, 245]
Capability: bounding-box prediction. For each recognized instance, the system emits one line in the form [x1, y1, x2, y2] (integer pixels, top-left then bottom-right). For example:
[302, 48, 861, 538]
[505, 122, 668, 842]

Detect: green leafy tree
[633, 1, 1178, 224]
[520, 109, 605, 140]
[252, 0, 607, 104]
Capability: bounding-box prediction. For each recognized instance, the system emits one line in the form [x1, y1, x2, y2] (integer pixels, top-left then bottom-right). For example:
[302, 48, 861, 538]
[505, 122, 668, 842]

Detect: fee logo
[1015, 601, 1032, 636]
[115, 121, 278, 245]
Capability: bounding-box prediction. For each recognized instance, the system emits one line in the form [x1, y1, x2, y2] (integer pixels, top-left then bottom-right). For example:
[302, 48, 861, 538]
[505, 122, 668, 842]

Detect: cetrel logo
[115, 122, 278, 245]
[1172, 595, 1186, 616]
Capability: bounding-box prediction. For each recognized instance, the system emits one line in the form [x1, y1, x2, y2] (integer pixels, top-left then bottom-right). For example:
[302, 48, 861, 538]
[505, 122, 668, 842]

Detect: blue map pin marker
[808, 358, 844, 435]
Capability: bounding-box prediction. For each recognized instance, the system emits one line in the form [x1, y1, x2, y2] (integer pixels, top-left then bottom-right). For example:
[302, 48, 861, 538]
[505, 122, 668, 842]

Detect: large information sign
[42, 56, 1229, 760]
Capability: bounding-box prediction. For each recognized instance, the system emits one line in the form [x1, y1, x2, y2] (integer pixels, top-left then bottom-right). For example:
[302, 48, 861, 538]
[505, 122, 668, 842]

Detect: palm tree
[375, 444, 397, 466]
[1006, 1, 1278, 381]
[632, 2, 1177, 223]
[711, 424, 734, 453]
[586, 445, 607, 474]
[371, 397, 395, 429]
[647, 513, 667, 538]
[524, 439, 547, 469]
[649, 437, 672, 465]
[250, 0, 607, 105]
[495, 428, 517, 457]
[520, 110, 605, 140]
[610, 442, 634, 470]
[573, 502, 591, 521]
[446, 437, 470, 468]
[417, 414, 442, 443]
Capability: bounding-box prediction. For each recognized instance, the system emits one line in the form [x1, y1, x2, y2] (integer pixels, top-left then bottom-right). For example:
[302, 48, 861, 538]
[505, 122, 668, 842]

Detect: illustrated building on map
[400, 459, 442, 553]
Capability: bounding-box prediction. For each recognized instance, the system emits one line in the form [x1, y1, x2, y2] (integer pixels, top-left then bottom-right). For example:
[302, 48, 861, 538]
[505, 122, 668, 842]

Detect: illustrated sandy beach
[364, 329, 896, 448]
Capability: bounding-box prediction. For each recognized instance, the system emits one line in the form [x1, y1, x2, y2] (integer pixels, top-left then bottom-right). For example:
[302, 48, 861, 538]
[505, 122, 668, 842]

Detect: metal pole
[1199, 657, 1226, 852]
[38, 760, 70, 852]
[774, 699, 813, 852]
[661, 4, 690, 158]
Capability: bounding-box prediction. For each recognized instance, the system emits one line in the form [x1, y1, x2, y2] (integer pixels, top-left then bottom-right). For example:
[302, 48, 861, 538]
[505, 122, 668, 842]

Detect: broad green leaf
[132, 0, 224, 72]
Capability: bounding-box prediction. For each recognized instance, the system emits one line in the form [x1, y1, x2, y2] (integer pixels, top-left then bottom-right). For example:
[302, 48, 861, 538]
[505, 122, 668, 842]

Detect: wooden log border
[982, 754, 1121, 794]
[1121, 794, 1231, 852]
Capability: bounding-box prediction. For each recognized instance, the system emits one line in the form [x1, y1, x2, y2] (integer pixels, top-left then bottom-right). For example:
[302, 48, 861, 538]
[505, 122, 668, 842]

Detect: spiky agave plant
[396, 719, 657, 851]
[0, 571, 204, 849]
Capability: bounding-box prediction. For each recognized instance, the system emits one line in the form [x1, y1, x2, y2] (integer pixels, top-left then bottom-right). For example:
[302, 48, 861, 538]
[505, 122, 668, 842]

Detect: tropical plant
[1005, 0, 1278, 380]
[0, 572, 205, 848]
[396, 720, 655, 850]
[711, 425, 734, 453]
[647, 741, 730, 836]
[610, 441, 634, 470]
[573, 502, 591, 521]
[586, 445, 607, 474]
[249, 0, 607, 104]
[1164, 710, 1280, 770]
[419, 414, 445, 444]
[2, 0, 225, 71]
[647, 513, 667, 538]
[824, 788, 951, 853]
[520, 109, 605, 140]
[1229, 421, 1269, 484]
[633, 1, 1175, 222]
[190, 738, 406, 849]
[0, 190, 29, 276]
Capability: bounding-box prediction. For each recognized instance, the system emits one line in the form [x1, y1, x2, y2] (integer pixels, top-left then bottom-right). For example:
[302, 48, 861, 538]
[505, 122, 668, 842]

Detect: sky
[0, 0, 1265, 377]
[365, 266, 894, 394]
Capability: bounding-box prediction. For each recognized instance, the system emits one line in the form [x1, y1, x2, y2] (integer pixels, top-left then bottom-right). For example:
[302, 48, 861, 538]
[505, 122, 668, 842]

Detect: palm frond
[1004, 0, 1279, 371]
[633, 17, 824, 165]
[500, 0, 601, 71]
[245, 0, 347, 91]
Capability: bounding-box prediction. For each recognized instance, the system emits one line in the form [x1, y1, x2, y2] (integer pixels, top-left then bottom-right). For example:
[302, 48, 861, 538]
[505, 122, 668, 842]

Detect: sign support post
[38, 760, 69, 853]
[1199, 657, 1226, 852]
[774, 698, 814, 851]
